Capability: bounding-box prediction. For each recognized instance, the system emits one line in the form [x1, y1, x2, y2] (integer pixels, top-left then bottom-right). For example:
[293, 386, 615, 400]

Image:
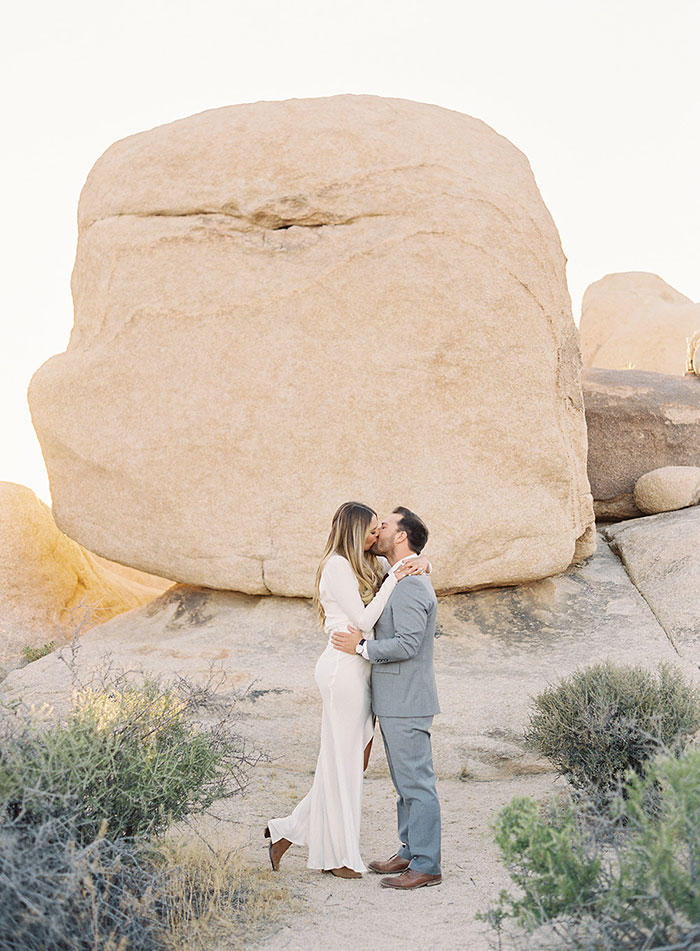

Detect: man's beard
[370, 538, 391, 557]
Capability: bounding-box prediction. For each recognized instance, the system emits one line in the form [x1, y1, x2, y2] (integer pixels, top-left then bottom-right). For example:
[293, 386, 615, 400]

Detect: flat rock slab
[603, 508, 700, 664]
[583, 368, 700, 505]
[2, 534, 690, 785]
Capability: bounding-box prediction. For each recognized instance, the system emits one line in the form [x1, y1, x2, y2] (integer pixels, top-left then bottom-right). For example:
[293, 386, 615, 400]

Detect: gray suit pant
[378, 715, 441, 876]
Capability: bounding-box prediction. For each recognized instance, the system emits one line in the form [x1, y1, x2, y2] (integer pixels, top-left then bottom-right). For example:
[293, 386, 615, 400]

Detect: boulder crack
[85, 209, 390, 232]
[605, 535, 682, 657]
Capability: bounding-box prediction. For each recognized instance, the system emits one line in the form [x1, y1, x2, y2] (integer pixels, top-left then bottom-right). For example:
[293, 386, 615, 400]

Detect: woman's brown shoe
[264, 826, 291, 871]
[323, 866, 362, 879]
[368, 853, 410, 874]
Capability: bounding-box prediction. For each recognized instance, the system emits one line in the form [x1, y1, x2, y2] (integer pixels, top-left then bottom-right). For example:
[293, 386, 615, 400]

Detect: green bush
[485, 796, 601, 932]
[525, 662, 700, 800]
[481, 747, 700, 950]
[0, 814, 290, 951]
[0, 670, 275, 951]
[21, 641, 55, 663]
[0, 677, 257, 843]
[611, 750, 700, 941]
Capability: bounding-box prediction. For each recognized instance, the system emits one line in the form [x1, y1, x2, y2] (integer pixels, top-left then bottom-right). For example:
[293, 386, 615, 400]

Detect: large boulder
[0, 482, 170, 674]
[583, 368, 700, 518]
[580, 272, 700, 375]
[28, 95, 594, 597]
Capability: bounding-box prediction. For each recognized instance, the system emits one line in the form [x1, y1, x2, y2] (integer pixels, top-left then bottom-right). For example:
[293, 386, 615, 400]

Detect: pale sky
[3, 0, 699, 503]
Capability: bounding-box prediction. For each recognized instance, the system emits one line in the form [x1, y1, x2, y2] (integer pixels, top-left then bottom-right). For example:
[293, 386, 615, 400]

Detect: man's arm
[330, 580, 429, 658]
[365, 582, 429, 663]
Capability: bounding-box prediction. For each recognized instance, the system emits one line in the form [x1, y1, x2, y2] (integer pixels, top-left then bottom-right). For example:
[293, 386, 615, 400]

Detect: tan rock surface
[634, 466, 700, 515]
[604, 508, 700, 662]
[2, 533, 688, 773]
[29, 95, 594, 597]
[580, 272, 700, 375]
[0, 482, 171, 674]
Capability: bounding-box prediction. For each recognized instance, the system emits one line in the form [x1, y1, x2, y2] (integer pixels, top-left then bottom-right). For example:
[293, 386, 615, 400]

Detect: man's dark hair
[393, 506, 429, 554]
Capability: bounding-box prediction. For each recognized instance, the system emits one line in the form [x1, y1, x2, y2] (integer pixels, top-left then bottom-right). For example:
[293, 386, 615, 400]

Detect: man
[331, 506, 441, 889]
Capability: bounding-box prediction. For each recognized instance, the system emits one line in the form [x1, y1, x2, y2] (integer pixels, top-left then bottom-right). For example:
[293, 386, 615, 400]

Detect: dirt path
[232, 758, 556, 951]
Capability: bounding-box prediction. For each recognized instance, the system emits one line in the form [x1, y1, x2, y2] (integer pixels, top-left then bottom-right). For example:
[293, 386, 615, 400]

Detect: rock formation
[583, 368, 700, 519]
[0, 482, 170, 674]
[28, 95, 594, 596]
[634, 466, 700, 515]
[580, 272, 700, 375]
[603, 508, 700, 658]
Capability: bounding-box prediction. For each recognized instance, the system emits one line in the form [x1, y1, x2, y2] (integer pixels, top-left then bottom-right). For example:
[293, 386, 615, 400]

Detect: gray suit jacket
[366, 575, 440, 717]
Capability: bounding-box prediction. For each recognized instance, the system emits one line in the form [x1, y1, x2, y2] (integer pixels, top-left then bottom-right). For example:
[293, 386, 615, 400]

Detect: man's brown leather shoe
[368, 853, 411, 874]
[380, 869, 442, 889]
[264, 826, 291, 871]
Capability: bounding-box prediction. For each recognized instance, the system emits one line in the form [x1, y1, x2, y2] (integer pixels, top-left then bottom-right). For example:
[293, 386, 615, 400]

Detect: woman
[264, 501, 429, 878]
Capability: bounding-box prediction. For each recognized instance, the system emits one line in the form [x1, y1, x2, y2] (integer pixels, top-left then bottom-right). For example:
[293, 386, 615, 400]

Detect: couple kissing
[264, 502, 441, 890]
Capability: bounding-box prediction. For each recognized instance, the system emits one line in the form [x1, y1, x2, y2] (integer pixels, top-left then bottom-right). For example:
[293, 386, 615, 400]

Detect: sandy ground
[223, 742, 558, 951]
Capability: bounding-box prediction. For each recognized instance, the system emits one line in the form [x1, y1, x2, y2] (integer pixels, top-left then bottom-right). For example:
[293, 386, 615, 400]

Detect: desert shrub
[0, 676, 260, 843]
[484, 796, 602, 932]
[0, 812, 166, 951]
[0, 814, 290, 951]
[21, 641, 56, 663]
[0, 669, 282, 951]
[481, 746, 700, 950]
[525, 662, 700, 801]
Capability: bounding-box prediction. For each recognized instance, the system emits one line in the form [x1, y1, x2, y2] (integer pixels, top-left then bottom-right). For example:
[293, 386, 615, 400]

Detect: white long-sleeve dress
[266, 553, 397, 873]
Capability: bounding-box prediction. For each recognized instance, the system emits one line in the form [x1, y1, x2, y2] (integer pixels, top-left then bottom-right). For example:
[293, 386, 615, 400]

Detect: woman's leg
[363, 738, 373, 772]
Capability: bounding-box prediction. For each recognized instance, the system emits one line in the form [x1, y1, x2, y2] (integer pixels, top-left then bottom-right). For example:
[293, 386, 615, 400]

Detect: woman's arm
[322, 556, 398, 633]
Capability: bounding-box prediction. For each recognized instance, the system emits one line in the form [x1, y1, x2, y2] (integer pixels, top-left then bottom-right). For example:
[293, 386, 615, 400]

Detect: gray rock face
[2, 532, 691, 783]
[583, 368, 700, 511]
[603, 508, 700, 664]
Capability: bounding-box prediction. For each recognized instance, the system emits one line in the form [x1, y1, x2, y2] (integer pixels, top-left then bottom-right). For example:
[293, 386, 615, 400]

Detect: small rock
[634, 466, 700, 515]
[687, 329, 700, 376]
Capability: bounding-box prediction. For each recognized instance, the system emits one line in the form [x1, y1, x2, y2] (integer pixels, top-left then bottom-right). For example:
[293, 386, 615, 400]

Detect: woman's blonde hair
[313, 501, 384, 627]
